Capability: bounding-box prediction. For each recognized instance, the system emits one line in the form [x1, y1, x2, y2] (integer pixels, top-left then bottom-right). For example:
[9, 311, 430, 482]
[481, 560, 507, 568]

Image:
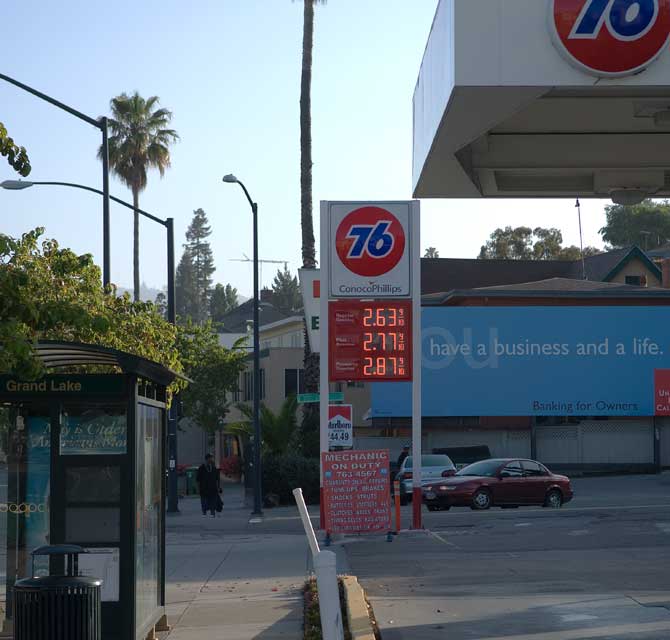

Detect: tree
[0, 228, 181, 384]
[210, 283, 239, 323]
[479, 226, 600, 261]
[235, 395, 299, 456]
[178, 321, 247, 435]
[184, 209, 215, 322]
[154, 291, 167, 319]
[297, 0, 326, 456]
[100, 93, 179, 301]
[424, 247, 440, 258]
[175, 249, 197, 322]
[0, 122, 31, 176]
[600, 200, 670, 250]
[272, 267, 301, 312]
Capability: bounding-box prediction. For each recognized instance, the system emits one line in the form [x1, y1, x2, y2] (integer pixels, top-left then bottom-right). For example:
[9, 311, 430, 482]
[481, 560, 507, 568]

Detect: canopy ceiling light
[609, 189, 649, 206]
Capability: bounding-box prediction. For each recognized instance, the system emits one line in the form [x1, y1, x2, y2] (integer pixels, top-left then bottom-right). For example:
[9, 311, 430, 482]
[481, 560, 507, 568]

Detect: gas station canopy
[413, 0, 670, 203]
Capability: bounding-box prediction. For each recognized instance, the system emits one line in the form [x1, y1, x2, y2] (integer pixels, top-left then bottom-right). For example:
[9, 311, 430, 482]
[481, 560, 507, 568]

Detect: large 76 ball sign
[551, 0, 670, 76]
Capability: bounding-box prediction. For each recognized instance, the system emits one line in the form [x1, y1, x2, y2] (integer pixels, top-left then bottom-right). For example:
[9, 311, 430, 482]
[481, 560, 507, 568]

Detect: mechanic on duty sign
[322, 449, 391, 533]
[328, 202, 412, 298]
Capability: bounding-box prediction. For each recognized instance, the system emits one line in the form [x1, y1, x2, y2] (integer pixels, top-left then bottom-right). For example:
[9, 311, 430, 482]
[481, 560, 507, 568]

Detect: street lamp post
[0, 73, 111, 286]
[222, 174, 263, 517]
[1, 178, 180, 512]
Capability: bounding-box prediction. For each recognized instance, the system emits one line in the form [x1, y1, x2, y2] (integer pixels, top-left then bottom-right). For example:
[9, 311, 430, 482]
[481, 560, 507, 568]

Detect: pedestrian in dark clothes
[196, 454, 221, 517]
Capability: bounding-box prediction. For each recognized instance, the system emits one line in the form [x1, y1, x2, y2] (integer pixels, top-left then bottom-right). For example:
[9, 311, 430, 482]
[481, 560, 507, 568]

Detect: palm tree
[298, 0, 326, 456]
[99, 93, 179, 300]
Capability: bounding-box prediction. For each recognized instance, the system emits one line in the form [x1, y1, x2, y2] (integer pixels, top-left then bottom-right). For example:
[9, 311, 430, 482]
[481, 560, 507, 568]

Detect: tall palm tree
[99, 93, 179, 300]
[298, 0, 326, 455]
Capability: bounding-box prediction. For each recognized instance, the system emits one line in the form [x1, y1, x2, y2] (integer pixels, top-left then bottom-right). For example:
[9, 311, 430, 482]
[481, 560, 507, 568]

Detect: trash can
[14, 544, 101, 640]
[186, 466, 199, 495]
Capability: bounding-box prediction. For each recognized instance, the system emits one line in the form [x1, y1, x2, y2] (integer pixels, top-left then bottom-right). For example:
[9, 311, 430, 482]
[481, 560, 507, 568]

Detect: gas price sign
[329, 300, 412, 381]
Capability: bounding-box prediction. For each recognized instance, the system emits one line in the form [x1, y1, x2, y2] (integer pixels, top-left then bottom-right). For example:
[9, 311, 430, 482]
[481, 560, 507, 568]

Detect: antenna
[575, 198, 587, 280]
[229, 256, 290, 288]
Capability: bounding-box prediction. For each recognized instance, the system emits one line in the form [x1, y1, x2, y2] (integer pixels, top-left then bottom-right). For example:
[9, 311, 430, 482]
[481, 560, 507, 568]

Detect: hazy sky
[0, 1, 608, 297]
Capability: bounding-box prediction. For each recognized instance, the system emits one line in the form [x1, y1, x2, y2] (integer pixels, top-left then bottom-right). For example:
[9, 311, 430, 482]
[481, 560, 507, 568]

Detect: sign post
[320, 201, 421, 531]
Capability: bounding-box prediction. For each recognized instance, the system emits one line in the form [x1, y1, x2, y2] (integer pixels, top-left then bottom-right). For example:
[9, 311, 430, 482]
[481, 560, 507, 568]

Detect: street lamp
[222, 173, 263, 517]
[1, 178, 180, 512]
[0, 73, 111, 287]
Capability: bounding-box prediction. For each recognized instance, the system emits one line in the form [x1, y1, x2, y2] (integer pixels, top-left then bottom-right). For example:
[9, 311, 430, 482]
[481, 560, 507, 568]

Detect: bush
[262, 453, 320, 505]
[220, 455, 241, 477]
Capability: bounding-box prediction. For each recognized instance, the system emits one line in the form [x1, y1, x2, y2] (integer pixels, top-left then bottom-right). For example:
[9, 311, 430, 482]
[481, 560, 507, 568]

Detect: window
[521, 460, 547, 477]
[284, 369, 305, 398]
[625, 275, 643, 286]
[502, 461, 524, 477]
[243, 370, 265, 401]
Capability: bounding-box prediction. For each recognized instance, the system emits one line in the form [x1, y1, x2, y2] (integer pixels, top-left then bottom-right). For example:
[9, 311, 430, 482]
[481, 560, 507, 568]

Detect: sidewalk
[162, 486, 311, 639]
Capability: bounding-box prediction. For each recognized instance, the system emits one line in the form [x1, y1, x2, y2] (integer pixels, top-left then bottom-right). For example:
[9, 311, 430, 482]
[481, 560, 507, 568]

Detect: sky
[0, 0, 609, 298]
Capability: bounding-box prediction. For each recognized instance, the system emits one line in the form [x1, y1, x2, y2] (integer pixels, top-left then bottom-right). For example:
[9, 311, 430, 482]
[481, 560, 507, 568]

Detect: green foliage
[176, 209, 216, 324]
[235, 395, 300, 455]
[479, 226, 600, 261]
[600, 200, 670, 250]
[154, 291, 167, 319]
[0, 122, 31, 177]
[178, 321, 247, 433]
[210, 283, 239, 323]
[262, 452, 320, 504]
[424, 247, 439, 258]
[0, 228, 181, 383]
[272, 267, 302, 312]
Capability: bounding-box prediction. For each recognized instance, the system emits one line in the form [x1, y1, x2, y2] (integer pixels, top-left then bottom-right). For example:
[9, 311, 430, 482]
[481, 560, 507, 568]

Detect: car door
[521, 460, 551, 504]
[493, 460, 530, 504]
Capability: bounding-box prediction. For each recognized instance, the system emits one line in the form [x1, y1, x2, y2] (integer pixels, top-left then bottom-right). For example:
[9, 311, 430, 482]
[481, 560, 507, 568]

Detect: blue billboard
[371, 306, 670, 417]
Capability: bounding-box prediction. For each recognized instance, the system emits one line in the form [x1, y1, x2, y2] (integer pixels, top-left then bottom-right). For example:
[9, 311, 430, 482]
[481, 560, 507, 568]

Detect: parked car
[397, 454, 456, 505]
[422, 458, 573, 511]
[432, 445, 491, 471]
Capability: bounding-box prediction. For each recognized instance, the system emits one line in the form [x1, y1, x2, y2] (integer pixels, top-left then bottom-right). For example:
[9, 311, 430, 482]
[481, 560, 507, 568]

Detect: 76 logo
[346, 221, 395, 259]
[570, 0, 659, 40]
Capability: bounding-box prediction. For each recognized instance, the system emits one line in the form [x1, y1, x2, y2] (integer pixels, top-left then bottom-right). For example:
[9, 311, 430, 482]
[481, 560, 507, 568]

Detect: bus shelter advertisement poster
[372, 307, 670, 417]
[322, 450, 391, 533]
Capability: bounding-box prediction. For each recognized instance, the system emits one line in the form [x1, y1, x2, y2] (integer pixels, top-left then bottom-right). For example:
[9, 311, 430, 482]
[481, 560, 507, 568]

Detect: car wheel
[544, 489, 563, 509]
[471, 489, 491, 510]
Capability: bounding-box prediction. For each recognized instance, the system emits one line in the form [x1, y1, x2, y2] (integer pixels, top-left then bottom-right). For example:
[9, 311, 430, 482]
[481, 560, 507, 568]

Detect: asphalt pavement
[342, 473, 670, 640]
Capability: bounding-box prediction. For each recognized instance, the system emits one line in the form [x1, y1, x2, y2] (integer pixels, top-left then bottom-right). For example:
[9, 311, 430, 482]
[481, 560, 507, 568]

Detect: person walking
[196, 454, 221, 517]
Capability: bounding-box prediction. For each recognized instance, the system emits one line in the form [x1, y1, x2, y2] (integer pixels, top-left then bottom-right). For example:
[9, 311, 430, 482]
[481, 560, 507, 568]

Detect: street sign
[551, 0, 670, 77]
[328, 404, 353, 449]
[329, 300, 412, 381]
[327, 202, 413, 298]
[322, 449, 391, 533]
[298, 392, 344, 404]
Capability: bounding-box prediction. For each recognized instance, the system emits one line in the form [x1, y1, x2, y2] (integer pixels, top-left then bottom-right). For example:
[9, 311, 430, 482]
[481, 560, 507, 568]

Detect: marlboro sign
[328, 404, 353, 450]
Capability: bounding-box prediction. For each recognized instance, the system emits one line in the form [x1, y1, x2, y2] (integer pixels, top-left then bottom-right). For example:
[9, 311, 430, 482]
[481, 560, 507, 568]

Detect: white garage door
[536, 420, 653, 466]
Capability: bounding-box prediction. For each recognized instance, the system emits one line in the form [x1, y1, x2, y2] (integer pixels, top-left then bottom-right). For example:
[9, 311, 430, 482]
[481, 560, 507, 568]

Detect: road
[344, 473, 670, 640]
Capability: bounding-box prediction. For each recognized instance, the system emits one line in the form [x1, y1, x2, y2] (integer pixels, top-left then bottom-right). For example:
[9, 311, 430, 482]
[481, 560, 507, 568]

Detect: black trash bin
[13, 544, 102, 640]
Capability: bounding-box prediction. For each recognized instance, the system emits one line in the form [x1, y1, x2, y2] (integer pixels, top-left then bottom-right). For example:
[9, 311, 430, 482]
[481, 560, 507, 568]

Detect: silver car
[397, 454, 456, 504]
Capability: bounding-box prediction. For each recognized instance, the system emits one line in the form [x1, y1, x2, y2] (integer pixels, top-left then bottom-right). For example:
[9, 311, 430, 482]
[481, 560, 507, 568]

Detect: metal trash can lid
[15, 575, 102, 589]
[32, 544, 88, 557]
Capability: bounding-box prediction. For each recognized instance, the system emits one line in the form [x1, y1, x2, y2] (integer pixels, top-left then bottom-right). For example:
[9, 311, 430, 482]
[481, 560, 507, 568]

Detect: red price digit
[388, 307, 398, 327]
[363, 357, 373, 376]
[376, 357, 386, 376]
[363, 308, 373, 327]
[375, 309, 386, 327]
[363, 333, 373, 351]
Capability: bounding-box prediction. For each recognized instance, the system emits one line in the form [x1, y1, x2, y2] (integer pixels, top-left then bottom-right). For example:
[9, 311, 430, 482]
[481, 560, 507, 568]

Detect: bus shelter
[0, 342, 182, 640]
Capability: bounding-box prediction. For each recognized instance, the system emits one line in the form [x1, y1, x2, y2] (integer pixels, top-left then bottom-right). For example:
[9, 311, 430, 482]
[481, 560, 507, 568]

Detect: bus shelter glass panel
[1, 405, 51, 631]
[136, 403, 162, 635]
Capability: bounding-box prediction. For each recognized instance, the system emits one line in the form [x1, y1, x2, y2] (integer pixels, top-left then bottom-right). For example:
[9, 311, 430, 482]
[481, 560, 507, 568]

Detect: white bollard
[293, 488, 320, 557]
[314, 550, 344, 640]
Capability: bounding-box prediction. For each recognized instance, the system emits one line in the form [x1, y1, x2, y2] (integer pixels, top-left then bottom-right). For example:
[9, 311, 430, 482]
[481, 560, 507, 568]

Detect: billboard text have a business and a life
[372, 306, 670, 418]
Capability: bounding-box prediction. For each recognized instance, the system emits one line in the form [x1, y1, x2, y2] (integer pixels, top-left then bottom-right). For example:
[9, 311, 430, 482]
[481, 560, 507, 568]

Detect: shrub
[221, 455, 241, 477]
[262, 453, 320, 505]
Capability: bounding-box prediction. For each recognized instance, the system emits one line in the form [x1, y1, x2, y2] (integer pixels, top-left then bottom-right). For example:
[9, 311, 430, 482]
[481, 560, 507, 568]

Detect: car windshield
[404, 455, 453, 469]
[456, 459, 502, 477]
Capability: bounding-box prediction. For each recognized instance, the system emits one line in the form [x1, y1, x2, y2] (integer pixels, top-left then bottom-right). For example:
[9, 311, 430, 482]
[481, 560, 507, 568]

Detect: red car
[422, 458, 573, 511]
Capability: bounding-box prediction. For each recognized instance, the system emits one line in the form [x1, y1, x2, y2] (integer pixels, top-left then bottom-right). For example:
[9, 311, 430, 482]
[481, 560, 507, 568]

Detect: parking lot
[343, 474, 670, 640]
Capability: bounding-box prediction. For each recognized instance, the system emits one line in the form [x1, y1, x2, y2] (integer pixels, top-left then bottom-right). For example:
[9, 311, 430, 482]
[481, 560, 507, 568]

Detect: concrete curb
[342, 576, 376, 640]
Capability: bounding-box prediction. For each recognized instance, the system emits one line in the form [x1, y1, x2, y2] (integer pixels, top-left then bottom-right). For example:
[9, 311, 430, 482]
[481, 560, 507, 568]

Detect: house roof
[423, 278, 670, 305]
[216, 298, 291, 333]
[420, 246, 661, 293]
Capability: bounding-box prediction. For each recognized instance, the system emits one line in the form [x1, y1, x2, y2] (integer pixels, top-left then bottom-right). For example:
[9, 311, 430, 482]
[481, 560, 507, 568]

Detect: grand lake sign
[1, 375, 125, 395]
